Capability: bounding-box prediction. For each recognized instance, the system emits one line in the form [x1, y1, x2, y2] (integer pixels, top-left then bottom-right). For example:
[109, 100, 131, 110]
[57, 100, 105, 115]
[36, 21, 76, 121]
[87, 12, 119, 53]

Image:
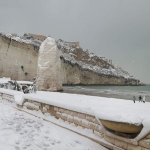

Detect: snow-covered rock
[36, 37, 63, 91]
[57, 39, 139, 82]
[60, 52, 137, 80]
[0, 32, 39, 49]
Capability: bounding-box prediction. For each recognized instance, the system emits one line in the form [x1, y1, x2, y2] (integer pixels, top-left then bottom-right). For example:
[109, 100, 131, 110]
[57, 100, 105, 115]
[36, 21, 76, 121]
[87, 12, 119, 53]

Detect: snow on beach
[0, 101, 107, 150]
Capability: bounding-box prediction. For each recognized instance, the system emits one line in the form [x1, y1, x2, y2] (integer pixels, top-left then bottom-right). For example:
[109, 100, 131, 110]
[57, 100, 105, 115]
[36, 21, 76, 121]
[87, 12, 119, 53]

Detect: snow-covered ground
[0, 78, 33, 85]
[0, 78, 11, 84]
[17, 81, 33, 85]
[0, 101, 107, 150]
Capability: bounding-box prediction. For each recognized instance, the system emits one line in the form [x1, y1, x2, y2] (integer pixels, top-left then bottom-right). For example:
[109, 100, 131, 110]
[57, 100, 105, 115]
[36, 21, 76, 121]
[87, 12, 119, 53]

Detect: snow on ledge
[0, 88, 24, 105]
[17, 81, 33, 85]
[0, 78, 11, 84]
[0, 88, 22, 95]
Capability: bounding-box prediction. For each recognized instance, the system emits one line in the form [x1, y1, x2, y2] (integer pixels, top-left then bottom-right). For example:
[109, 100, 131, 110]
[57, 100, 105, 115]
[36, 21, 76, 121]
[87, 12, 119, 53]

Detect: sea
[62, 85, 150, 102]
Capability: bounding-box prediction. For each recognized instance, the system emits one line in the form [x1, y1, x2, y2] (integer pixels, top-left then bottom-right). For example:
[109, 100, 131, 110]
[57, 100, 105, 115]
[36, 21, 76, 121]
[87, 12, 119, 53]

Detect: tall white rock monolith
[36, 37, 63, 91]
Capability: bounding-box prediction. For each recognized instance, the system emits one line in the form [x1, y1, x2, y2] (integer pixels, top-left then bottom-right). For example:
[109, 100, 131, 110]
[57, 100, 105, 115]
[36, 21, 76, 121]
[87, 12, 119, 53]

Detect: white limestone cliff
[0, 32, 140, 85]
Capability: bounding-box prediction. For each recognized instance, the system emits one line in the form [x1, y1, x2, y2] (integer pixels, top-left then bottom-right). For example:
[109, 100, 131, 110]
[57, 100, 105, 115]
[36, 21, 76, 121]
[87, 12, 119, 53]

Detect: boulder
[36, 37, 63, 91]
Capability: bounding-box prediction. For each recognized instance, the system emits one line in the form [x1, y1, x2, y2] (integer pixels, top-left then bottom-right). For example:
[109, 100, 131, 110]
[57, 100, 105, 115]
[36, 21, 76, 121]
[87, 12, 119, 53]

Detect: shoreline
[62, 85, 150, 102]
[62, 89, 132, 100]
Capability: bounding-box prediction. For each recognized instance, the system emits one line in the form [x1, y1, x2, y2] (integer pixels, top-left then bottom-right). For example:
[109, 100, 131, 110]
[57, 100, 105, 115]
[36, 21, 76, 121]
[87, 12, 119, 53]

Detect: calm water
[62, 85, 150, 102]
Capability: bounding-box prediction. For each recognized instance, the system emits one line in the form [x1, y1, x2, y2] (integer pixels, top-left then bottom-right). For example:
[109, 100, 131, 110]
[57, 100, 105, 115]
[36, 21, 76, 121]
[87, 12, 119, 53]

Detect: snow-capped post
[36, 37, 63, 92]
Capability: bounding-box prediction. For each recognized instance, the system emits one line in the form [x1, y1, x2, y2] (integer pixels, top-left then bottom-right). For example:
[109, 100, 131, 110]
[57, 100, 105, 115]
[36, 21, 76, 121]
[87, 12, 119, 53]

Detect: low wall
[0, 91, 150, 150]
[24, 99, 104, 136]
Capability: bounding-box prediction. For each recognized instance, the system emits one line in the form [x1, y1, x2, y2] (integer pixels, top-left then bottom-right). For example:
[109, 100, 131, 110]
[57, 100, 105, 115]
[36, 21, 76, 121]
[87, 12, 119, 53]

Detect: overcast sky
[0, 0, 150, 83]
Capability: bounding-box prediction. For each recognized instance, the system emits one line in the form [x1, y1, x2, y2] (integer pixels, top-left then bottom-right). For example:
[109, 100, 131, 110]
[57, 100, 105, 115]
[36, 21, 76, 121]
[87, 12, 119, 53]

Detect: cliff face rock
[60, 56, 138, 85]
[57, 39, 139, 85]
[37, 37, 63, 91]
[57, 39, 114, 69]
[0, 32, 140, 85]
[0, 33, 38, 81]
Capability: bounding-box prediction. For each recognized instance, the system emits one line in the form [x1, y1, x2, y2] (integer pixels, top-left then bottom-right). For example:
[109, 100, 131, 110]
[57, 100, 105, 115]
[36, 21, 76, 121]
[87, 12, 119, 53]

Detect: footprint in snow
[75, 140, 81, 144]
[15, 146, 20, 150]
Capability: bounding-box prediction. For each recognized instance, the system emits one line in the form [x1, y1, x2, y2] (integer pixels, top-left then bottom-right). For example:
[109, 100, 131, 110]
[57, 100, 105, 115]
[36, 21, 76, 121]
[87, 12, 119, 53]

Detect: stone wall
[22, 99, 150, 150]
[0, 36, 38, 81]
[23, 99, 104, 137]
